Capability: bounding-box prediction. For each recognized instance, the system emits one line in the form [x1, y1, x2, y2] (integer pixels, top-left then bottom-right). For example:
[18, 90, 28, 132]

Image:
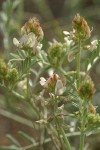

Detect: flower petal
[63, 31, 70, 35]
[13, 38, 19, 47]
[55, 80, 66, 95]
[40, 77, 46, 86]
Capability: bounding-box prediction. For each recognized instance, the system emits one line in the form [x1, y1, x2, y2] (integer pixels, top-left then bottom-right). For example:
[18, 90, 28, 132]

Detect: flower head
[0, 59, 8, 77]
[5, 68, 18, 84]
[78, 80, 96, 101]
[13, 32, 42, 54]
[0, 59, 18, 86]
[13, 17, 43, 55]
[21, 17, 43, 41]
[72, 14, 91, 40]
[40, 74, 66, 95]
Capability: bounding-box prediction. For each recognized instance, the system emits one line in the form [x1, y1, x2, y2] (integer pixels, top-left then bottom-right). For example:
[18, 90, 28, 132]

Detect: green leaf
[12, 0, 21, 9]
[0, 108, 34, 128]
[0, 145, 18, 150]
[6, 134, 21, 147]
[18, 131, 35, 144]
[72, 102, 79, 108]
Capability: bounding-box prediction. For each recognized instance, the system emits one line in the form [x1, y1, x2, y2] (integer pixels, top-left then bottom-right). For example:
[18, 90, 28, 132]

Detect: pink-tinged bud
[40, 74, 66, 95]
[72, 14, 91, 40]
[21, 17, 43, 41]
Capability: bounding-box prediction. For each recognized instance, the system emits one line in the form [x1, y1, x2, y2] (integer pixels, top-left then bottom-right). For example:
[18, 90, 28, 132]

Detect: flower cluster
[40, 73, 66, 96]
[13, 17, 43, 55]
[0, 60, 8, 77]
[88, 113, 100, 124]
[0, 59, 18, 86]
[48, 40, 63, 65]
[72, 13, 91, 40]
[78, 80, 96, 101]
[21, 18, 43, 41]
[48, 36, 75, 65]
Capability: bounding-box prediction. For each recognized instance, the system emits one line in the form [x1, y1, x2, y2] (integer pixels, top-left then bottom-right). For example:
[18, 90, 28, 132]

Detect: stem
[79, 101, 88, 150]
[77, 39, 81, 87]
[80, 132, 85, 150]
[54, 97, 72, 150]
[55, 118, 64, 150]
[12, 90, 25, 100]
[27, 57, 31, 99]
[60, 127, 72, 150]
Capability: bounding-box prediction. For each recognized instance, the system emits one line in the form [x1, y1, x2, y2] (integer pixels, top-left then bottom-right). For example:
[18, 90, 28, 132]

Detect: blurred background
[0, 0, 100, 149]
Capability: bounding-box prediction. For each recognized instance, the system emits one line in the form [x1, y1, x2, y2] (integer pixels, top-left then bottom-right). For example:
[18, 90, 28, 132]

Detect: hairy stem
[77, 39, 81, 87]
[79, 101, 88, 150]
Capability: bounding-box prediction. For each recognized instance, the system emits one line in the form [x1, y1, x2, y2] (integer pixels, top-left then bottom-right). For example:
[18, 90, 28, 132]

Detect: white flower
[55, 80, 66, 95]
[13, 32, 36, 48]
[64, 37, 73, 47]
[48, 68, 54, 76]
[88, 39, 98, 51]
[63, 30, 75, 48]
[13, 38, 19, 47]
[63, 31, 70, 36]
[63, 29, 75, 39]
[40, 74, 66, 95]
[13, 32, 42, 54]
[40, 77, 48, 88]
[35, 43, 42, 55]
[90, 40, 98, 51]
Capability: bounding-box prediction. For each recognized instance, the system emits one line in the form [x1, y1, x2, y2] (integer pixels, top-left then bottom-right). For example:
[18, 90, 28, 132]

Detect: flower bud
[21, 17, 43, 41]
[0, 60, 8, 77]
[88, 113, 100, 124]
[48, 42, 62, 65]
[78, 80, 96, 101]
[89, 103, 96, 114]
[13, 18, 43, 55]
[72, 14, 91, 40]
[6, 68, 18, 84]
